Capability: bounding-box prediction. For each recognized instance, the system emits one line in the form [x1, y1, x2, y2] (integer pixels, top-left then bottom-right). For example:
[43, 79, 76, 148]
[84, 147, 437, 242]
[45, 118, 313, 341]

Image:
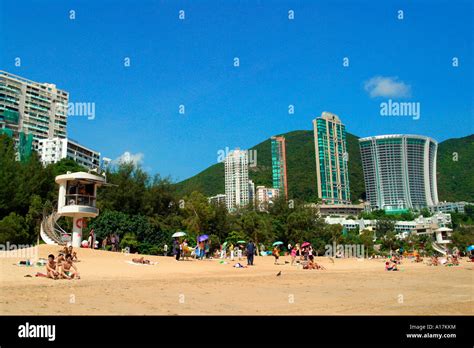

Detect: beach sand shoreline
[1, 245, 472, 315]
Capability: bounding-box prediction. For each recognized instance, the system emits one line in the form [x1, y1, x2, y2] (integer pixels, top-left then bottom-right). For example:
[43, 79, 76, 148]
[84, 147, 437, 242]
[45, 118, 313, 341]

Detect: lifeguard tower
[40, 171, 105, 247]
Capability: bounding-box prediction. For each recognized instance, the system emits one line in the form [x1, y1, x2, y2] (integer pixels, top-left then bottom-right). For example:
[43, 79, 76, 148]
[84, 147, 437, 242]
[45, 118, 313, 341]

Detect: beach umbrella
[467, 245, 474, 251]
[222, 241, 228, 248]
[301, 242, 310, 247]
[198, 234, 209, 242]
[272, 241, 284, 246]
[237, 240, 246, 244]
[172, 231, 186, 238]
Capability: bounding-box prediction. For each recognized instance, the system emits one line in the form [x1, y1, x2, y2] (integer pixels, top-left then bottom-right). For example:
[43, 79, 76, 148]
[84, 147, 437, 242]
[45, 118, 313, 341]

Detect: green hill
[436, 134, 474, 202]
[174, 131, 474, 203]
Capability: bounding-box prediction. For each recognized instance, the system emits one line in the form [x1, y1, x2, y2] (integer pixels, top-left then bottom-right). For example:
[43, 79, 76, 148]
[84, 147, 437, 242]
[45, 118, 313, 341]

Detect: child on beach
[290, 246, 297, 266]
[60, 254, 80, 279]
[272, 246, 280, 265]
[46, 254, 59, 279]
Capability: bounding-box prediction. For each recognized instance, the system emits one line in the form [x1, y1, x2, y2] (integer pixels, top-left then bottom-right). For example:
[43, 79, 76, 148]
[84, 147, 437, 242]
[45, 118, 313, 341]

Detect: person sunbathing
[132, 257, 151, 264]
[385, 261, 398, 271]
[60, 254, 80, 279]
[46, 254, 59, 279]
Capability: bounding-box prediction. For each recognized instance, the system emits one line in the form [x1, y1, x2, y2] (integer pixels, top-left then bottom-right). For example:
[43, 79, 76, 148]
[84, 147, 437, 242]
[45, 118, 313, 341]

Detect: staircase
[432, 241, 448, 256]
[40, 211, 69, 246]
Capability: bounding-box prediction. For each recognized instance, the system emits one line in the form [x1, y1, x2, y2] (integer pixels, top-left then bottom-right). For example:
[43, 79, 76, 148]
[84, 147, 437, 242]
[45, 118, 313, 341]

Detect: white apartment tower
[225, 149, 250, 211]
[0, 71, 68, 148]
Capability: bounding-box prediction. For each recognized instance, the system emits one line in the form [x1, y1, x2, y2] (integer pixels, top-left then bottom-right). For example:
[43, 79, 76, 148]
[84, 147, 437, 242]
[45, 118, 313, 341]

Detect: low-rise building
[430, 201, 471, 214]
[208, 194, 226, 206]
[37, 137, 100, 170]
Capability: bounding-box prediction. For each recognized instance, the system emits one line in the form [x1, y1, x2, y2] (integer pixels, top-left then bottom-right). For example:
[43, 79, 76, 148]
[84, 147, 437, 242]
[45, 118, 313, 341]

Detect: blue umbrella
[198, 235, 209, 242]
[467, 245, 474, 251]
[272, 241, 284, 246]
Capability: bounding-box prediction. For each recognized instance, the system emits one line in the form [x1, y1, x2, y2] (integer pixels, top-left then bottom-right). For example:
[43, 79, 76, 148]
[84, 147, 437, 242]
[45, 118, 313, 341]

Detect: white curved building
[359, 134, 439, 212]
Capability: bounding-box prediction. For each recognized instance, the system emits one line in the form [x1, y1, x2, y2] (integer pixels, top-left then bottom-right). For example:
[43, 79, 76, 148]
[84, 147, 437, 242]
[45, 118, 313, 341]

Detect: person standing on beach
[163, 243, 168, 256]
[230, 243, 235, 261]
[246, 240, 256, 266]
[272, 246, 280, 265]
[237, 244, 243, 260]
[110, 235, 116, 252]
[173, 238, 180, 261]
[88, 229, 95, 249]
[290, 246, 297, 266]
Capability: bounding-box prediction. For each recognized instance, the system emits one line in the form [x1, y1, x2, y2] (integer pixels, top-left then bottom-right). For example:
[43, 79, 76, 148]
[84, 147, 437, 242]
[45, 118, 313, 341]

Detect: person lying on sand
[385, 261, 398, 271]
[132, 257, 151, 264]
[60, 254, 80, 279]
[46, 254, 59, 279]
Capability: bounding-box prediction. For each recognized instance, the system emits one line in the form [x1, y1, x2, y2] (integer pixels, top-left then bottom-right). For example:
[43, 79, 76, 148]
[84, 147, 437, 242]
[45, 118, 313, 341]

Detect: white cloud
[113, 151, 144, 166]
[364, 76, 411, 98]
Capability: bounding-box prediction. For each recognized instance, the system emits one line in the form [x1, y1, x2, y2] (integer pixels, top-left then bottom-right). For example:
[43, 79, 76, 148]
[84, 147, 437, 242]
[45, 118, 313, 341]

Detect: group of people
[171, 238, 258, 266]
[101, 233, 120, 252]
[45, 245, 80, 280]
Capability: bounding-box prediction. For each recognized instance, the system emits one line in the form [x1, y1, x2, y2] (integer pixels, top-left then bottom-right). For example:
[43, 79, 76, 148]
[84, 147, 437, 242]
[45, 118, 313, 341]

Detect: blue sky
[1, 0, 472, 181]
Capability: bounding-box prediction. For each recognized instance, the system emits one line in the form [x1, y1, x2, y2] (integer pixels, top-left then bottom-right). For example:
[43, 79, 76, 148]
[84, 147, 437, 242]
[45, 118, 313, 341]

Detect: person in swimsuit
[60, 254, 80, 279]
[46, 254, 59, 279]
[132, 257, 151, 264]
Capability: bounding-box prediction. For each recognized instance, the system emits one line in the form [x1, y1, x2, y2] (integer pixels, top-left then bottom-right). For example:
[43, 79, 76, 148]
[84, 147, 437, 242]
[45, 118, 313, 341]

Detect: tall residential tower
[359, 134, 439, 212]
[313, 112, 351, 205]
[0, 71, 69, 159]
[271, 136, 288, 200]
[224, 149, 250, 211]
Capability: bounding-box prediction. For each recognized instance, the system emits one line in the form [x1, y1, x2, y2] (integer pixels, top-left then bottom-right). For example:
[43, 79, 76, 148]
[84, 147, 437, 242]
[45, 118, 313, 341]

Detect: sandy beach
[0, 245, 472, 315]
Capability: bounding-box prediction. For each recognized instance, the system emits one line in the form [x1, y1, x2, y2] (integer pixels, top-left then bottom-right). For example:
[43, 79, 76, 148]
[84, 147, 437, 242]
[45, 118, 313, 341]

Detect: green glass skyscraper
[271, 136, 288, 200]
[312, 112, 351, 205]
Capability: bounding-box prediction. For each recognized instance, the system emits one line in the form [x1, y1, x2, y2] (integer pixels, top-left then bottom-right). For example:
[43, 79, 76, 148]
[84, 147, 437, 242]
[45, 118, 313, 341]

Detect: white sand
[0, 245, 472, 315]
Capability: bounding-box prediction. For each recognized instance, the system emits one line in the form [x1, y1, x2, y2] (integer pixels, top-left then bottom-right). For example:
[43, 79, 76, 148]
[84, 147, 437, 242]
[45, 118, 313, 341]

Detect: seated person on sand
[303, 255, 317, 270]
[67, 246, 78, 261]
[415, 254, 423, 263]
[385, 261, 398, 271]
[431, 256, 439, 266]
[46, 254, 59, 279]
[132, 257, 151, 264]
[60, 254, 80, 279]
[56, 252, 65, 267]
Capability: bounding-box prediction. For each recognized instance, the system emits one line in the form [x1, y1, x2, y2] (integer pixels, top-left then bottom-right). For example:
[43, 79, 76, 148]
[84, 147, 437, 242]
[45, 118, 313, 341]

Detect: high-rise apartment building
[359, 134, 439, 212]
[313, 112, 351, 205]
[37, 137, 100, 169]
[224, 149, 250, 211]
[0, 71, 69, 159]
[271, 136, 288, 200]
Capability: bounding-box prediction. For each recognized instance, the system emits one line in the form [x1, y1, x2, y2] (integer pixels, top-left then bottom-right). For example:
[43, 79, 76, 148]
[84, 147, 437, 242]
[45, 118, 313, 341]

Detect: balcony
[59, 194, 99, 217]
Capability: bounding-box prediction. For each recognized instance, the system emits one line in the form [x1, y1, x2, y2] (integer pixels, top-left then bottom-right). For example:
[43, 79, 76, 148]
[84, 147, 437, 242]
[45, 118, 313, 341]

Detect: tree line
[0, 133, 472, 255]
